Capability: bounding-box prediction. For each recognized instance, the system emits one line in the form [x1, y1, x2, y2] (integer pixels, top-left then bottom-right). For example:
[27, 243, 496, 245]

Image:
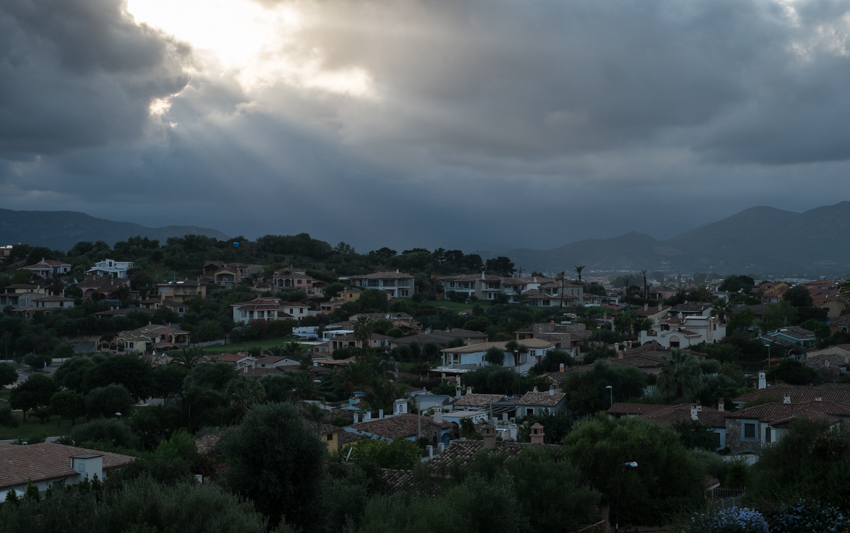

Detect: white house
[517, 387, 567, 416]
[231, 297, 298, 323]
[86, 259, 133, 279]
[0, 443, 134, 500]
[638, 302, 725, 348]
[345, 271, 414, 298]
[438, 339, 555, 375]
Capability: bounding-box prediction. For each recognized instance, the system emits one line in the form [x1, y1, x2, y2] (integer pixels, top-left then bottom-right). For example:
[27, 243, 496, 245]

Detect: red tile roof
[0, 443, 134, 489]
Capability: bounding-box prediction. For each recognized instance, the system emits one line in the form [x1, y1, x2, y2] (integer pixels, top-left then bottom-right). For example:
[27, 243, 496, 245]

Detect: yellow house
[156, 280, 207, 302]
[342, 287, 362, 302]
[312, 423, 344, 453]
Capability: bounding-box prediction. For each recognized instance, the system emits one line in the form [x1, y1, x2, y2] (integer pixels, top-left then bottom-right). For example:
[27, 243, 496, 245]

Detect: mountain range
[2, 202, 849, 276]
[0, 209, 229, 250]
[501, 202, 850, 276]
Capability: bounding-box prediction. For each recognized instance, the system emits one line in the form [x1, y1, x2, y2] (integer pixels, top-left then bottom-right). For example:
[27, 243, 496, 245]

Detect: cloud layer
[2, 0, 850, 250]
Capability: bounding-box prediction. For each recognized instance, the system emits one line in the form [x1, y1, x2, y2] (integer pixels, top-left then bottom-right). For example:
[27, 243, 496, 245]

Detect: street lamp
[606, 385, 613, 407]
[116, 412, 122, 420]
[763, 342, 771, 368]
[616, 461, 639, 532]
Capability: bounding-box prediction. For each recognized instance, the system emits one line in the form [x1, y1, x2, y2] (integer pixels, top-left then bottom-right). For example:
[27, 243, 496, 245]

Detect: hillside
[503, 201, 850, 275]
[0, 209, 229, 250]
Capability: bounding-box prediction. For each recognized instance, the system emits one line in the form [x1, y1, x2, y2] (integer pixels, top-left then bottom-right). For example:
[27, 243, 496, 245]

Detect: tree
[219, 402, 326, 531]
[10, 373, 56, 422]
[53, 356, 97, 393]
[532, 348, 573, 373]
[0, 362, 17, 387]
[656, 349, 702, 400]
[50, 390, 86, 426]
[504, 340, 529, 368]
[23, 353, 52, 371]
[353, 316, 374, 348]
[0, 404, 19, 428]
[226, 377, 266, 422]
[169, 348, 205, 371]
[575, 265, 586, 285]
[564, 413, 705, 526]
[783, 285, 814, 308]
[351, 438, 420, 469]
[563, 361, 647, 417]
[71, 418, 139, 449]
[85, 383, 136, 420]
[484, 347, 505, 366]
[484, 256, 516, 277]
[82, 354, 156, 401]
[766, 358, 818, 385]
[759, 301, 797, 331]
[711, 298, 732, 323]
[358, 289, 389, 312]
[671, 420, 718, 451]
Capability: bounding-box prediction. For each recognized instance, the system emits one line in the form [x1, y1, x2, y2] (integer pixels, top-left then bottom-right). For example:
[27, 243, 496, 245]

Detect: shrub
[767, 499, 850, 533]
[674, 507, 768, 533]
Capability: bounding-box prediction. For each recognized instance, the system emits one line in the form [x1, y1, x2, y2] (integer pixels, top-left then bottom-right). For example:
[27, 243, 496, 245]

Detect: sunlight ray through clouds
[126, 0, 375, 97]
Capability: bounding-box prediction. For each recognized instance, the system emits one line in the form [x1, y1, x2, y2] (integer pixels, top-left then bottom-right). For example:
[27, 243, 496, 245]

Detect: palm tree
[657, 349, 702, 400]
[302, 402, 325, 435]
[169, 348, 204, 371]
[575, 265, 586, 285]
[353, 316, 373, 349]
[711, 298, 732, 323]
[289, 370, 322, 401]
[556, 271, 566, 310]
[226, 377, 266, 421]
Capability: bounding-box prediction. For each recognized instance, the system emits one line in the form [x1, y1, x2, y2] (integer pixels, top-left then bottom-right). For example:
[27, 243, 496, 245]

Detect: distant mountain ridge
[0, 209, 229, 250]
[502, 201, 850, 276]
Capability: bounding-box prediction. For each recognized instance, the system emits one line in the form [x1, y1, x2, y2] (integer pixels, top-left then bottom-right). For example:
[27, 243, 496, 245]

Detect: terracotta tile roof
[441, 339, 554, 355]
[452, 394, 506, 408]
[428, 440, 527, 468]
[94, 308, 156, 317]
[803, 353, 850, 370]
[347, 413, 452, 440]
[0, 443, 134, 489]
[607, 403, 670, 416]
[641, 405, 728, 429]
[726, 400, 850, 422]
[670, 302, 712, 312]
[437, 274, 502, 282]
[338, 431, 366, 446]
[243, 367, 283, 378]
[733, 384, 850, 405]
[518, 391, 566, 407]
[768, 326, 816, 340]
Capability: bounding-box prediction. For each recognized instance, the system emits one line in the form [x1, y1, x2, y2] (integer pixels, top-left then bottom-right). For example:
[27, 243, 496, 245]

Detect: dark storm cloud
[0, 0, 189, 157]
[3, 0, 850, 251]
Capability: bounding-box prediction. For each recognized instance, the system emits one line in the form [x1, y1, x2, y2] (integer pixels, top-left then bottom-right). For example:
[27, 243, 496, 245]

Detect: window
[399, 279, 410, 287]
[368, 279, 379, 287]
[765, 427, 772, 443]
[326, 434, 333, 441]
[743, 423, 756, 440]
[526, 408, 534, 416]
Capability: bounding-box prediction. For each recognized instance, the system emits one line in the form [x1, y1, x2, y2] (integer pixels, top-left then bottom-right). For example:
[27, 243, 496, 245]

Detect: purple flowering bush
[768, 499, 850, 533]
[675, 507, 769, 533]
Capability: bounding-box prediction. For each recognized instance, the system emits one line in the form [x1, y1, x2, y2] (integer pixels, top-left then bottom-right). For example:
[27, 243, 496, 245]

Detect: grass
[422, 300, 493, 310]
[174, 336, 301, 355]
[0, 412, 72, 441]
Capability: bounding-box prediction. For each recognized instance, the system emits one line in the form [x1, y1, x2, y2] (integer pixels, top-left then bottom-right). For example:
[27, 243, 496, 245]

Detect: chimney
[783, 394, 791, 404]
[533, 386, 538, 393]
[815, 397, 822, 402]
[758, 372, 766, 390]
[426, 445, 433, 459]
[549, 385, 556, 396]
[502, 412, 509, 421]
[467, 386, 472, 395]
[437, 442, 445, 454]
[455, 385, 462, 399]
[559, 363, 565, 373]
[378, 408, 384, 419]
[353, 413, 359, 423]
[825, 360, 830, 368]
[717, 398, 724, 412]
[482, 271, 485, 280]
[644, 303, 648, 311]
[530, 423, 545, 445]
[394, 398, 407, 415]
[364, 412, 371, 422]
[433, 411, 443, 424]
[658, 303, 662, 311]
[482, 424, 497, 449]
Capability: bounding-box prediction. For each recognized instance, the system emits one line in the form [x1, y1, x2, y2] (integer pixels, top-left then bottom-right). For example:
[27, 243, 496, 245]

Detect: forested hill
[0, 208, 229, 250]
[501, 201, 850, 275]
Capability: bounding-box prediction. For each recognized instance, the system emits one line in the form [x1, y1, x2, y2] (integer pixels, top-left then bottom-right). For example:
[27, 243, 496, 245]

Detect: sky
[2, 0, 850, 253]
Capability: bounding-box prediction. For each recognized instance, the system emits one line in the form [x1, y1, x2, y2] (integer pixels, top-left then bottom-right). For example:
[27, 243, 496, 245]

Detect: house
[638, 302, 725, 348]
[86, 259, 133, 279]
[255, 356, 303, 369]
[522, 281, 584, 307]
[230, 297, 299, 323]
[437, 273, 503, 301]
[0, 284, 47, 308]
[608, 402, 729, 450]
[760, 326, 817, 350]
[732, 380, 850, 409]
[309, 423, 345, 453]
[723, 400, 850, 454]
[500, 277, 545, 304]
[156, 280, 207, 302]
[341, 287, 362, 302]
[319, 299, 347, 314]
[760, 283, 790, 303]
[438, 339, 555, 375]
[10, 294, 76, 320]
[515, 322, 592, 352]
[20, 258, 72, 279]
[272, 268, 317, 294]
[0, 243, 12, 263]
[325, 333, 392, 353]
[202, 262, 264, 288]
[78, 275, 131, 300]
[0, 443, 134, 500]
[345, 271, 414, 298]
[516, 387, 567, 416]
[207, 353, 256, 372]
[345, 407, 454, 445]
[451, 391, 508, 412]
[114, 324, 190, 353]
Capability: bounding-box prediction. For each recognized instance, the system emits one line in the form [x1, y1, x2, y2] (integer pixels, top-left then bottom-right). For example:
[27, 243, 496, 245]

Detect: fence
[577, 520, 607, 533]
[706, 487, 746, 511]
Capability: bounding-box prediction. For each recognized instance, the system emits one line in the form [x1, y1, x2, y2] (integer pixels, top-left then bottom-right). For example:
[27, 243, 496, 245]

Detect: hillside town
[1, 235, 850, 532]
